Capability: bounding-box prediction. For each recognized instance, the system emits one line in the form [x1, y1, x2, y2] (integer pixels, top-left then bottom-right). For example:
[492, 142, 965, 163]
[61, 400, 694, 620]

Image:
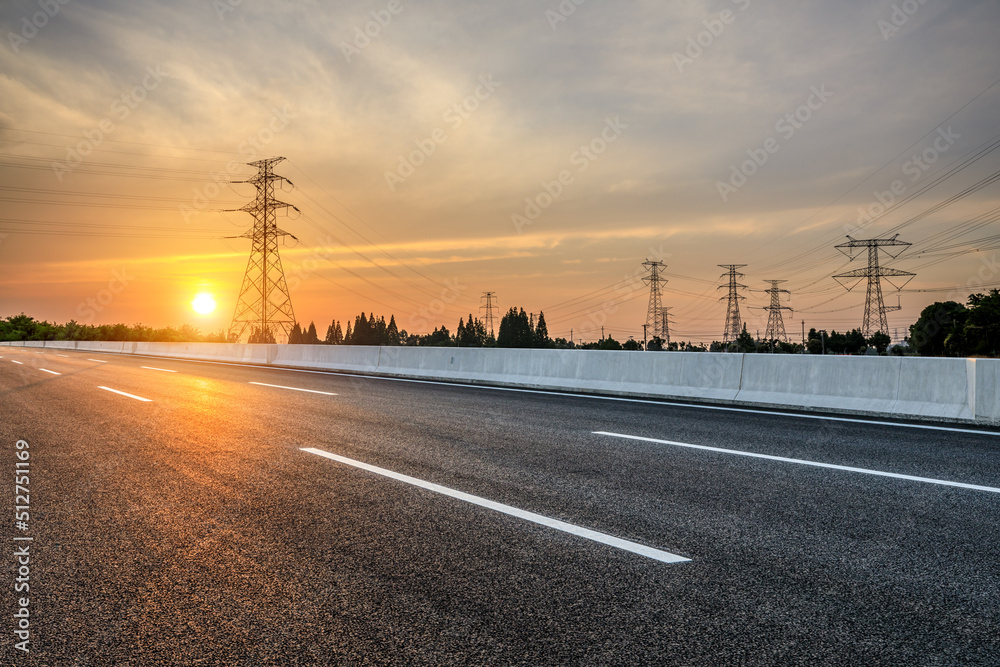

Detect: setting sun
[191, 293, 217, 315]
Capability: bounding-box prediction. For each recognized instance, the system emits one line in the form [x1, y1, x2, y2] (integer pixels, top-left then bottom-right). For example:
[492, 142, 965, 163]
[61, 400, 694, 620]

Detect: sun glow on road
[192, 293, 217, 315]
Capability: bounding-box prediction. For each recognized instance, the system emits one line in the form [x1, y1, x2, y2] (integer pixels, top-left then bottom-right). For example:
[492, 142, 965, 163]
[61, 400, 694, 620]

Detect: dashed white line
[87, 359, 108, 363]
[11, 360, 23, 365]
[141, 366, 177, 373]
[301, 447, 690, 564]
[249, 382, 337, 396]
[55, 354, 69, 357]
[39, 369, 61, 375]
[594, 431, 1000, 495]
[97, 386, 152, 402]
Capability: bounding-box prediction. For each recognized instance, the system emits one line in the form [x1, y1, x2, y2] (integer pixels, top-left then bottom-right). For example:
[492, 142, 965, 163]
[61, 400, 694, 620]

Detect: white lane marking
[97, 386, 152, 402]
[11, 360, 23, 365]
[39, 369, 61, 375]
[87, 359, 108, 363]
[141, 366, 177, 373]
[117, 354, 998, 437]
[302, 447, 690, 564]
[595, 431, 1000, 495]
[249, 382, 337, 396]
[55, 354, 69, 357]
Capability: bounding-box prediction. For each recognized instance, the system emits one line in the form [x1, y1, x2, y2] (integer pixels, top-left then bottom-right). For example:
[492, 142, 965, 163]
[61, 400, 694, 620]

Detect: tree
[963, 290, 1000, 357]
[305, 322, 320, 344]
[909, 301, 967, 356]
[622, 338, 642, 351]
[386, 315, 400, 345]
[288, 322, 303, 344]
[325, 320, 343, 344]
[736, 324, 755, 353]
[867, 332, 891, 355]
[534, 311, 551, 348]
[497, 307, 533, 348]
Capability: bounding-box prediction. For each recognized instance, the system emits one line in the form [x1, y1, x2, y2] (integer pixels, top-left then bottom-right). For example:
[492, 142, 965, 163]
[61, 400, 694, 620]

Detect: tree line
[3, 290, 997, 357]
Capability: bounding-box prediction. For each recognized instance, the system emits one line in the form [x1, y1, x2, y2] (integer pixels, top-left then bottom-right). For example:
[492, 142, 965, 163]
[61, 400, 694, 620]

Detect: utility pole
[661, 307, 672, 346]
[480, 291, 498, 339]
[759, 279, 792, 343]
[833, 235, 915, 337]
[801, 320, 806, 353]
[642, 260, 669, 342]
[718, 264, 747, 346]
[227, 157, 299, 344]
[642, 323, 649, 349]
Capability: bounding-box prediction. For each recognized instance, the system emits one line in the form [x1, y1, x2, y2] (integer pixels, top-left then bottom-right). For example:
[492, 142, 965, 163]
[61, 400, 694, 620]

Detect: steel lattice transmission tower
[228, 157, 300, 344]
[760, 280, 792, 342]
[480, 291, 499, 338]
[718, 264, 748, 344]
[642, 260, 669, 339]
[660, 306, 672, 346]
[833, 235, 915, 337]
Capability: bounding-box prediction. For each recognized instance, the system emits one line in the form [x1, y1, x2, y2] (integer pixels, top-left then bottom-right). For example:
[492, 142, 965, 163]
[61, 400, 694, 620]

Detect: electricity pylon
[660, 306, 672, 346]
[760, 280, 792, 343]
[480, 291, 498, 338]
[833, 235, 915, 337]
[718, 264, 747, 344]
[227, 157, 299, 344]
[642, 260, 668, 339]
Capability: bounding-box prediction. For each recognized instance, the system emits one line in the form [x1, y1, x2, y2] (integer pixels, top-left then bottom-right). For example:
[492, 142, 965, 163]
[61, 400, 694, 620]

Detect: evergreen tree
[386, 315, 399, 345]
[345, 321, 352, 344]
[306, 322, 320, 344]
[289, 322, 303, 344]
[534, 311, 550, 348]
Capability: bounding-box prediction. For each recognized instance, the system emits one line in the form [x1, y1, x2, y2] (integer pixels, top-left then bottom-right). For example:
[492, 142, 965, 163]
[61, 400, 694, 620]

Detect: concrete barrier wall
[1, 340, 996, 425]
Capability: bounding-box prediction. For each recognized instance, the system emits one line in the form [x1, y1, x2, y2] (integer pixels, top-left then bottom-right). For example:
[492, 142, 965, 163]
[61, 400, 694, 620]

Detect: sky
[1, 0, 999, 344]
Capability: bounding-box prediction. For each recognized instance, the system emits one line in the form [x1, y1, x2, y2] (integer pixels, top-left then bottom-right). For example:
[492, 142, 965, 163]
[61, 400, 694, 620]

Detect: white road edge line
[39, 369, 61, 375]
[141, 366, 177, 373]
[249, 382, 337, 396]
[594, 431, 1000, 494]
[97, 386, 152, 402]
[301, 447, 690, 564]
[87, 359, 108, 363]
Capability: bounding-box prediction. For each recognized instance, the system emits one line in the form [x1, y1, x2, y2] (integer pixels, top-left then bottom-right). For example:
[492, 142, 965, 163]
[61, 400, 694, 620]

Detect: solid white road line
[87, 359, 108, 363]
[249, 382, 337, 396]
[595, 431, 1000, 495]
[301, 447, 690, 564]
[141, 366, 177, 373]
[39, 369, 61, 375]
[97, 386, 152, 402]
[11, 360, 23, 365]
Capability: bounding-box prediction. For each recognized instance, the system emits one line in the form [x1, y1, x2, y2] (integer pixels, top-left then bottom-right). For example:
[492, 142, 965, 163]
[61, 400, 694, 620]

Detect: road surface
[1, 346, 998, 665]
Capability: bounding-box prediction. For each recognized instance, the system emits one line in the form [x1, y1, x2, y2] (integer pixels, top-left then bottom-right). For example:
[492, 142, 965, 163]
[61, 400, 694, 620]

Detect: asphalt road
[1, 346, 998, 665]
